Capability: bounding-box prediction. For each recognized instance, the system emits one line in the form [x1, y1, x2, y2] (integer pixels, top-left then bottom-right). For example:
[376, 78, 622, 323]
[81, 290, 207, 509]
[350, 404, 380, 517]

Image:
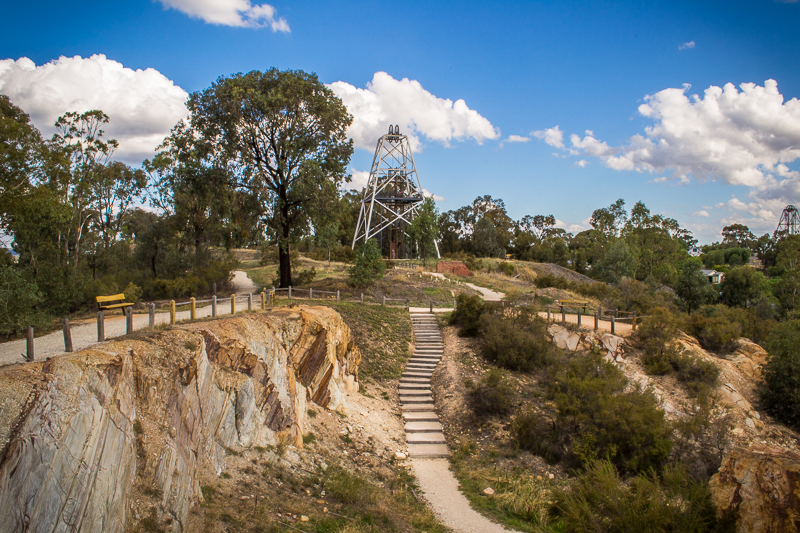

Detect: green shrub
[0, 265, 50, 337]
[759, 320, 800, 430]
[348, 239, 385, 288]
[467, 367, 516, 418]
[498, 261, 516, 276]
[545, 353, 673, 474]
[685, 306, 743, 353]
[450, 293, 485, 337]
[323, 465, 373, 505]
[123, 281, 143, 304]
[293, 267, 317, 286]
[672, 354, 720, 396]
[554, 460, 735, 533]
[480, 309, 553, 371]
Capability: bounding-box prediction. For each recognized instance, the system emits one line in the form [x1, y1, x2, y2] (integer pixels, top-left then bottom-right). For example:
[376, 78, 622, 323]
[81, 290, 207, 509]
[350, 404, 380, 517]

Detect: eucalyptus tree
[188, 68, 353, 287]
[408, 197, 440, 265]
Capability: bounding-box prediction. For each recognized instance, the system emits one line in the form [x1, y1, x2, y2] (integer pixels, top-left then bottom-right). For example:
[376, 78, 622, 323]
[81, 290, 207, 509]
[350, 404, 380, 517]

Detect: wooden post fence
[261, 291, 266, 310]
[577, 312, 581, 327]
[561, 306, 566, 323]
[231, 294, 236, 315]
[594, 310, 599, 331]
[62, 317, 73, 352]
[212, 296, 217, 317]
[149, 303, 155, 328]
[26, 327, 34, 362]
[382, 296, 386, 306]
[611, 316, 616, 334]
[126, 307, 133, 334]
[547, 306, 551, 322]
[248, 293, 253, 311]
[98, 311, 105, 341]
[430, 300, 433, 313]
[336, 290, 340, 302]
[310, 288, 313, 300]
[170, 300, 176, 324]
[360, 293, 364, 304]
[632, 312, 638, 331]
[288, 286, 292, 299]
[190, 297, 196, 320]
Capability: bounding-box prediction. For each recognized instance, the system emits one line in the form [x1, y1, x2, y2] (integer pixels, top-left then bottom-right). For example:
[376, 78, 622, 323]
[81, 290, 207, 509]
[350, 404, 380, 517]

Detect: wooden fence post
[360, 293, 363, 304]
[382, 295, 386, 306]
[261, 291, 266, 310]
[594, 310, 599, 331]
[430, 300, 433, 313]
[288, 286, 292, 299]
[577, 312, 581, 327]
[632, 312, 637, 331]
[126, 307, 133, 334]
[611, 316, 616, 334]
[149, 303, 155, 328]
[98, 311, 105, 341]
[337, 290, 340, 302]
[406, 298, 410, 310]
[231, 294, 236, 315]
[212, 296, 217, 317]
[62, 317, 73, 352]
[309, 288, 313, 300]
[190, 297, 196, 320]
[26, 327, 34, 362]
[547, 306, 551, 322]
[170, 300, 176, 324]
[561, 306, 566, 323]
[213, 282, 217, 296]
[248, 293, 253, 311]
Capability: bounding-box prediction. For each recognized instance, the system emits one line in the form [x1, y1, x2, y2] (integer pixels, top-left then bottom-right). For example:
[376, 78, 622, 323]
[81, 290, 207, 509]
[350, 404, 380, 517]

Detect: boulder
[0, 307, 360, 533]
[709, 446, 800, 532]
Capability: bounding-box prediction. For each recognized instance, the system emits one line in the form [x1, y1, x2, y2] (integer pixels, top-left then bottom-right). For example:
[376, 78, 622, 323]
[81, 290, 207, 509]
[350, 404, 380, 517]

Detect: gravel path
[0, 271, 261, 367]
[410, 459, 518, 533]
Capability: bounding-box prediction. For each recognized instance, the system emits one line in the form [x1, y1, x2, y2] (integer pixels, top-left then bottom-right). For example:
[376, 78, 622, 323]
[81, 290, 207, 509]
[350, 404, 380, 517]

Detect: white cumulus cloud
[693, 210, 710, 217]
[157, 0, 289, 30]
[506, 135, 530, 143]
[328, 72, 499, 152]
[0, 54, 189, 164]
[532, 125, 565, 149]
[679, 41, 696, 50]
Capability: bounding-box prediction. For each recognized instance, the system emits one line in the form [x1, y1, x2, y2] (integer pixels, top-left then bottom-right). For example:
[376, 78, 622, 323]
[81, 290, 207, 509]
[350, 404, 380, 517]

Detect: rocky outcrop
[0, 306, 359, 533]
[710, 446, 800, 533]
[546, 324, 626, 361]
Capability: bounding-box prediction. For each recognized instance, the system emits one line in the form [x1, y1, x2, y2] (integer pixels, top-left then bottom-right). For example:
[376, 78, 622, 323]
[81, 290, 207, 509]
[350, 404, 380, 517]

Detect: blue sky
[2, 0, 800, 243]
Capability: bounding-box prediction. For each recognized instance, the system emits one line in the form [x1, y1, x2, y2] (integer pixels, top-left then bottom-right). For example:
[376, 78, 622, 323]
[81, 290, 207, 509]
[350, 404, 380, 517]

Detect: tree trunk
[278, 199, 292, 288]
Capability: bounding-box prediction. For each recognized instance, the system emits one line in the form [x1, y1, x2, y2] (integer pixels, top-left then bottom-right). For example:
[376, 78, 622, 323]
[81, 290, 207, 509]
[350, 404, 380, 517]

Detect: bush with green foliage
[554, 460, 735, 533]
[450, 293, 485, 336]
[685, 305, 743, 353]
[467, 367, 516, 418]
[293, 267, 317, 286]
[497, 261, 516, 276]
[540, 352, 673, 474]
[759, 320, 800, 430]
[0, 265, 50, 337]
[480, 309, 553, 371]
[348, 239, 385, 288]
[637, 308, 720, 395]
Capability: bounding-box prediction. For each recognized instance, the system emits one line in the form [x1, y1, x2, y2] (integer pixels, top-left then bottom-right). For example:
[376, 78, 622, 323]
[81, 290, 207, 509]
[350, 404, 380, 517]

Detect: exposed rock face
[546, 324, 625, 360]
[710, 446, 800, 533]
[0, 307, 359, 533]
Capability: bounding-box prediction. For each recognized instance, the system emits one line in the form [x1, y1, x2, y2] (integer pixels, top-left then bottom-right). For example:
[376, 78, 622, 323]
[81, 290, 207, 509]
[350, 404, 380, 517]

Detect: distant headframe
[776, 205, 800, 236]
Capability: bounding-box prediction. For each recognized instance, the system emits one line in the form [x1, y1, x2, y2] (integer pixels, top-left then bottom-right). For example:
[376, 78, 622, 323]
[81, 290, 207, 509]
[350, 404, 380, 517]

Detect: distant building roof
[688, 247, 702, 257]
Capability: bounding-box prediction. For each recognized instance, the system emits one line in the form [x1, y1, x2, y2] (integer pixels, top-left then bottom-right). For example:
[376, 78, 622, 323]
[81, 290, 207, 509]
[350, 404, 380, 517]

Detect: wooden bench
[96, 293, 134, 311]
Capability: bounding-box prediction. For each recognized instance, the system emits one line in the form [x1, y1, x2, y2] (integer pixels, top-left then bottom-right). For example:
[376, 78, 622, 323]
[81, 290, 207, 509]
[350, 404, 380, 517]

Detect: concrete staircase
[403, 313, 449, 458]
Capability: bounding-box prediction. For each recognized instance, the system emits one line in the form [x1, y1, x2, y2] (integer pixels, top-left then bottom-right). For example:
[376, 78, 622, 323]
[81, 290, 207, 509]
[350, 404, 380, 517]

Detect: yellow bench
[96, 293, 134, 310]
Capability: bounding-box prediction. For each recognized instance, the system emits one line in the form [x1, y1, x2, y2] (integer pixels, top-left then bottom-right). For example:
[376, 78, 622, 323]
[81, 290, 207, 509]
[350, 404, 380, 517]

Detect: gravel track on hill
[0, 271, 260, 367]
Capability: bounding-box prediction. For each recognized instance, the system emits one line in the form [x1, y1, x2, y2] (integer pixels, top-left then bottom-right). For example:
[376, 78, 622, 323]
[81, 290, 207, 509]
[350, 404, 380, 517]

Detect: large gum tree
[188, 69, 353, 288]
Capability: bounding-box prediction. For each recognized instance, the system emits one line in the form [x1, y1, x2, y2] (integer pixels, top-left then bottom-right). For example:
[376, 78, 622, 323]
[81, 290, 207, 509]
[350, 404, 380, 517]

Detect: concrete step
[401, 398, 433, 405]
[401, 403, 436, 411]
[402, 372, 433, 378]
[400, 377, 431, 384]
[405, 421, 443, 432]
[399, 387, 432, 395]
[407, 443, 449, 458]
[407, 432, 446, 444]
[409, 356, 440, 362]
[403, 411, 439, 421]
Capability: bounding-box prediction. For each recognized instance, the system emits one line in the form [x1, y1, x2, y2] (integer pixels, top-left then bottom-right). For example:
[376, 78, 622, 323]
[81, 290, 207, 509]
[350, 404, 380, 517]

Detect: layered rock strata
[0, 307, 359, 533]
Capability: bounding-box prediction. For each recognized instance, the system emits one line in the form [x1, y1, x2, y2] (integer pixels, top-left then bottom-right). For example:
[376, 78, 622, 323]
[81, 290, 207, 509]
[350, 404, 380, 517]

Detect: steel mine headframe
[352, 125, 437, 259]
[776, 205, 800, 237]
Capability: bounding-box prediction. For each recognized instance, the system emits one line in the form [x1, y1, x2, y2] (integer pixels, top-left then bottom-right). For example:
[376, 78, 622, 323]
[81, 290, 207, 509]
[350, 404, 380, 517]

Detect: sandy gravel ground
[410, 459, 520, 533]
[0, 271, 262, 367]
